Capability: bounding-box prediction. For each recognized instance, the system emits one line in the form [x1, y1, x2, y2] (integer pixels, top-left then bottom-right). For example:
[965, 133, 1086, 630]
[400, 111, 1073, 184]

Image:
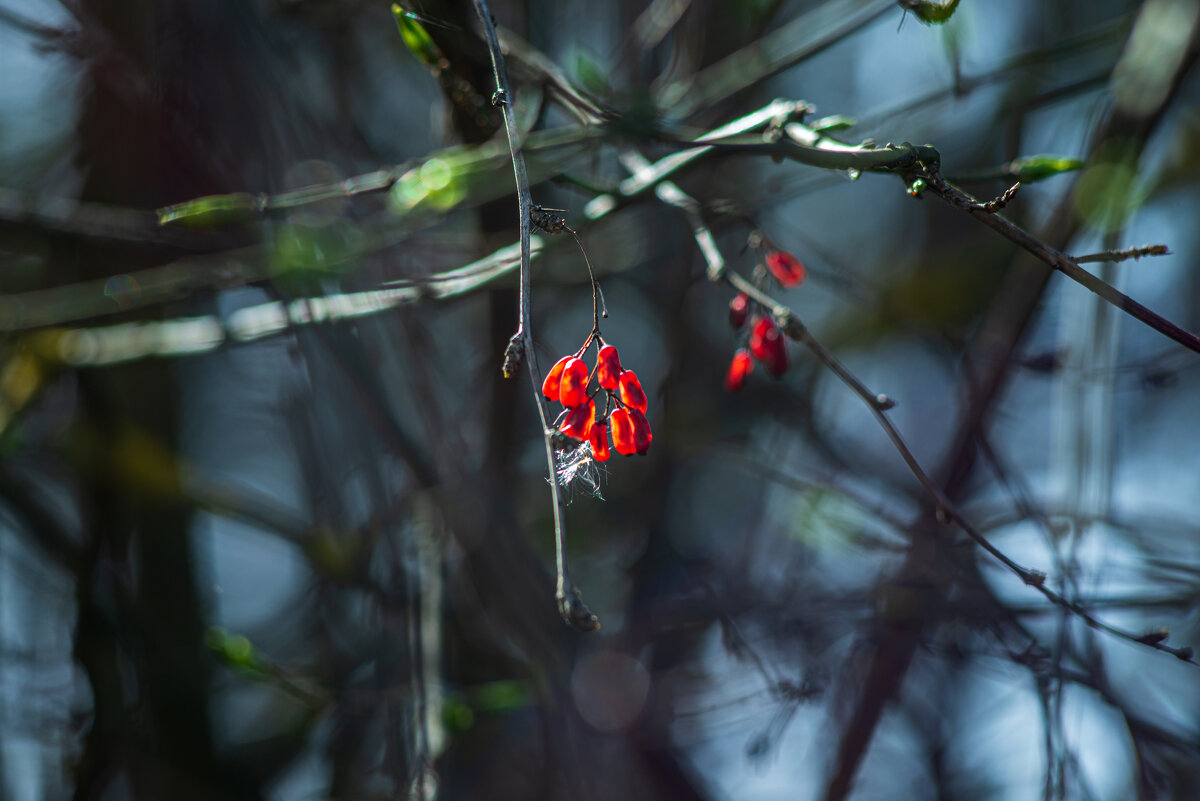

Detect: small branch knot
[501, 332, 524, 379]
[557, 587, 600, 632]
[531, 204, 574, 235]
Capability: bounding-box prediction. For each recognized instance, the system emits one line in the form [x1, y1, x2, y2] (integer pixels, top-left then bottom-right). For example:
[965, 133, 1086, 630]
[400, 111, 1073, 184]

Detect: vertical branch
[470, 0, 597, 631]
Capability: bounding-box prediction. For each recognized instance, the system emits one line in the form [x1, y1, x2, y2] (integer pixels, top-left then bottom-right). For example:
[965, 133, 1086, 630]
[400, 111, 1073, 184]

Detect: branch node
[501, 331, 524, 378]
[556, 586, 600, 632]
[873, 393, 896, 410]
[1022, 569, 1047, 588]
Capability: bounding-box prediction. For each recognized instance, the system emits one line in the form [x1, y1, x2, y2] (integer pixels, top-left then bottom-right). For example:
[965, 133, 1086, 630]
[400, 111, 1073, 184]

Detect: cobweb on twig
[550, 442, 606, 504]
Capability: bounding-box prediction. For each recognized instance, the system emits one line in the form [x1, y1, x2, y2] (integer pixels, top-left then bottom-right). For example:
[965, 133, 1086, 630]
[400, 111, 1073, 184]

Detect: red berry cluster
[543, 341, 652, 458]
[724, 246, 806, 392]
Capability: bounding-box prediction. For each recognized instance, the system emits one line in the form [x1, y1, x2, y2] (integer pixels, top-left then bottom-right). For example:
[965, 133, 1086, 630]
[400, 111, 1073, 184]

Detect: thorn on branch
[1073, 243, 1170, 264]
[982, 181, 1021, 213]
[1022, 569, 1047, 588]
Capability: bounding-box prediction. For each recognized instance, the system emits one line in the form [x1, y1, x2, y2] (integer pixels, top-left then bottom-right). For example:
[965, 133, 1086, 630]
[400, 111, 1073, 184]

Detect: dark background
[2, 1, 1199, 800]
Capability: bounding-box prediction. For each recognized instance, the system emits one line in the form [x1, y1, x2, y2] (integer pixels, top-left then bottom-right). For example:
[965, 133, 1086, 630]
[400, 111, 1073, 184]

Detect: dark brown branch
[1073, 243, 1170, 264]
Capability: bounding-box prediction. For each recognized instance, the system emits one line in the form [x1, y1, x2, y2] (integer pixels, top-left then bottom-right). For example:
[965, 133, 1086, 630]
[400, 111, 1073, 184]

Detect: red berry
[559, 357, 590, 407]
[589, 421, 611, 462]
[749, 317, 788, 377]
[725, 349, 754, 392]
[596, 345, 623, 390]
[630, 409, 652, 454]
[560, 398, 596, 440]
[542, 355, 571, 401]
[610, 408, 635, 456]
[749, 317, 775, 361]
[765, 251, 806, 288]
[617, 370, 648, 413]
[729, 293, 750, 329]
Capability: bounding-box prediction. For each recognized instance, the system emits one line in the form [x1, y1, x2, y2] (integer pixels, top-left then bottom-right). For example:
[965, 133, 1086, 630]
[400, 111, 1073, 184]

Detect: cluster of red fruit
[543, 342, 652, 458]
[725, 249, 806, 392]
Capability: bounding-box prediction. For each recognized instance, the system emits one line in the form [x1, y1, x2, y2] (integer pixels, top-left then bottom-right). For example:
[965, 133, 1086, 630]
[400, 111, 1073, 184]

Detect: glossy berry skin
[589, 422, 611, 462]
[729, 293, 750, 329]
[749, 317, 788, 377]
[617, 370, 648, 413]
[610, 407, 652, 456]
[559, 357, 590, 407]
[610, 408, 636, 456]
[542, 355, 572, 401]
[765, 251, 806, 288]
[725, 349, 754, 392]
[560, 399, 596, 440]
[596, 345, 623, 390]
[629, 409, 652, 454]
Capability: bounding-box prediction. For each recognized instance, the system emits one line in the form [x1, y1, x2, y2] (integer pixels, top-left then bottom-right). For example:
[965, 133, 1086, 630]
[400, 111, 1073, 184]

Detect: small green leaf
[811, 115, 856, 133]
[1009, 154, 1086, 183]
[472, 680, 531, 713]
[573, 50, 611, 96]
[157, 193, 261, 227]
[906, 0, 962, 25]
[392, 4, 443, 68]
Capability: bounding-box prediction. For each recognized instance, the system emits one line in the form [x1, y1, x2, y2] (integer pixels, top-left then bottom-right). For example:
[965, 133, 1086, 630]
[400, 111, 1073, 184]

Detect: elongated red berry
[749, 317, 775, 362]
[589, 421, 610, 462]
[542, 355, 571, 401]
[749, 317, 788, 376]
[610, 408, 636, 456]
[596, 345, 623, 390]
[630, 409, 652, 454]
[559, 357, 590, 407]
[560, 398, 596, 440]
[729, 293, 750, 329]
[725, 349, 754, 392]
[617, 370, 648, 413]
[765, 251, 806, 288]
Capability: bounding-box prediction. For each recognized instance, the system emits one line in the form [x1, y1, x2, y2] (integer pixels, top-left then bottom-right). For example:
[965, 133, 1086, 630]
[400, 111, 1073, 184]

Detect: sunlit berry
[559, 357, 590, 407]
[630, 408, 652, 454]
[589, 421, 611, 462]
[765, 251, 806, 288]
[749, 317, 788, 377]
[729, 293, 750, 329]
[542, 355, 572, 401]
[725, 349, 754, 392]
[617, 370, 648, 413]
[560, 398, 596, 440]
[596, 345, 623, 390]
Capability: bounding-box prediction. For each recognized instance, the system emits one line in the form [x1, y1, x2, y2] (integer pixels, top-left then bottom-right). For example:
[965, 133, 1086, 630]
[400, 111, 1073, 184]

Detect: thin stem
[917, 167, 1200, 357]
[471, 0, 597, 632]
[724, 271, 1195, 664]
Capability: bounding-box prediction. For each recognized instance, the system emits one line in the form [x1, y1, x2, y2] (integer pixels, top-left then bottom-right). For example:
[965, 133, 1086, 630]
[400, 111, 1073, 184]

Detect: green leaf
[573, 50, 611, 96]
[907, 0, 962, 25]
[1009, 154, 1086, 182]
[157, 193, 261, 227]
[811, 115, 856, 133]
[392, 4, 442, 68]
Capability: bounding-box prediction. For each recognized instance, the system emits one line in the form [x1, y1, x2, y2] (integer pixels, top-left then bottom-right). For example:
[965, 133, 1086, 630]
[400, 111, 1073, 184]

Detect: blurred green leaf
[157, 193, 261, 227]
[811, 115, 856, 133]
[392, 4, 443, 68]
[1009, 154, 1086, 182]
[573, 50, 611, 97]
[906, 0, 962, 25]
[472, 680, 531, 713]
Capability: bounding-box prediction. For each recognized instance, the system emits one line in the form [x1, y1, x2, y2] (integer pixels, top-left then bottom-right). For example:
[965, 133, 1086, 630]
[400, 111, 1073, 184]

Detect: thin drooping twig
[630, 153, 1194, 662]
[725, 273, 1195, 665]
[471, 0, 597, 631]
[1073, 243, 1170, 264]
